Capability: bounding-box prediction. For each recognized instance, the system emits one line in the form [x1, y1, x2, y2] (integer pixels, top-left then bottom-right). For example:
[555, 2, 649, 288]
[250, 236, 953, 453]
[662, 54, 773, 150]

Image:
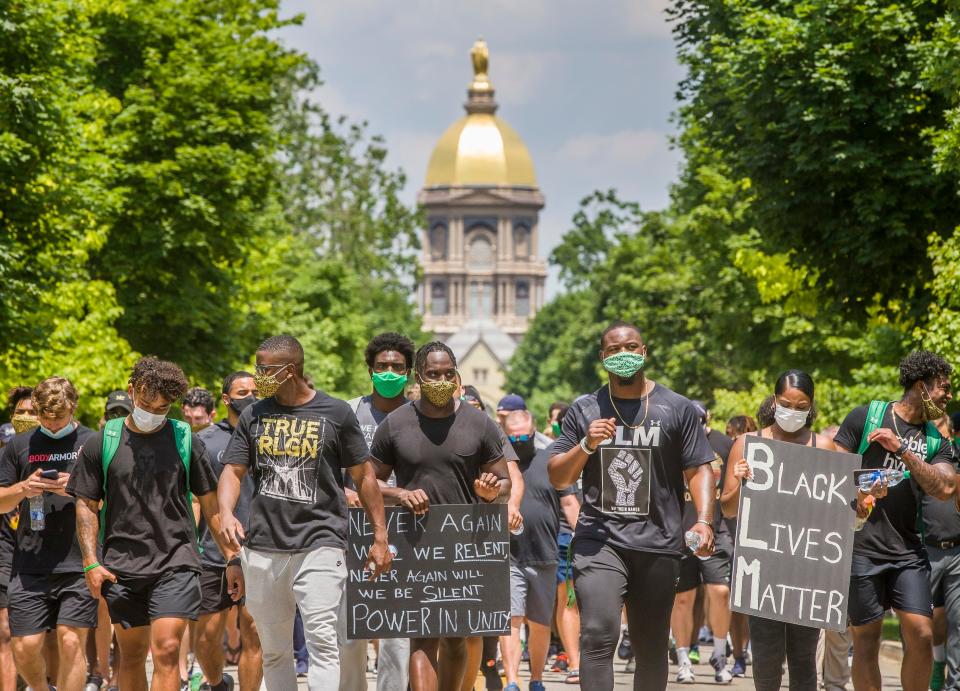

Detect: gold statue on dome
[470, 38, 491, 91]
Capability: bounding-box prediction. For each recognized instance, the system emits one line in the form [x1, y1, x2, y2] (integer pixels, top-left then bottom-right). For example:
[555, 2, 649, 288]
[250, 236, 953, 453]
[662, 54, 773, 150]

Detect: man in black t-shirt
[68, 358, 229, 691]
[370, 341, 512, 691]
[193, 372, 261, 691]
[549, 321, 716, 691]
[499, 410, 572, 691]
[834, 351, 957, 691]
[0, 377, 95, 691]
[218, 334, 391, 691]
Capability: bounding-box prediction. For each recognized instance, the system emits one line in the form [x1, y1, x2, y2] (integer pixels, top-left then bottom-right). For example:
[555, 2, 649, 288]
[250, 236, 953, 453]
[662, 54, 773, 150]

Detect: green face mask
[551, 421, 562, 437]
[372, 371, 408, 399]
[602, 352, 646, 379]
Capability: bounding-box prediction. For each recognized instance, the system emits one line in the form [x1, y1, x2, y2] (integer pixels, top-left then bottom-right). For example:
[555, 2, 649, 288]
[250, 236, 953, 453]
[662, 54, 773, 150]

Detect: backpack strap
[857, 400, 890, 456]
[925, 423, 942, 461]
[98, 418, 125, 543]
[169, 419, 201, 551]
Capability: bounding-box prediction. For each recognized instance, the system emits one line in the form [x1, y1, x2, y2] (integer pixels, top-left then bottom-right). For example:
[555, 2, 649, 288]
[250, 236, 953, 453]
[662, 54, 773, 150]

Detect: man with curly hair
[68, 357, 235, 691]
[834, 351, 957, 691]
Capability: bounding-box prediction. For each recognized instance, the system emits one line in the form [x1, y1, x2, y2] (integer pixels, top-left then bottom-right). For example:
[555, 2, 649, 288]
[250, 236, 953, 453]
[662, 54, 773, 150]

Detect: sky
[277, 0, 685, 296]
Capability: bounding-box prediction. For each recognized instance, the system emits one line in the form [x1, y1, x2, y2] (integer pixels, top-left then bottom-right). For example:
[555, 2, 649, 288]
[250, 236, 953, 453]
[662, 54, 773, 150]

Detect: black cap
[105, 390, 133, 414]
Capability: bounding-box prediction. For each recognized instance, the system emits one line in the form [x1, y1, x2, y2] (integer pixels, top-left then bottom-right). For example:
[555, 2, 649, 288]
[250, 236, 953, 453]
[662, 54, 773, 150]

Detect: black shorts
[8, 572, 98, 637]
[0, 567, 10, 609]
[848, 555, 933, 626]
[198, 566, 241, 616]
[103, 569, 201, 629]
[677, 550, 732, 592]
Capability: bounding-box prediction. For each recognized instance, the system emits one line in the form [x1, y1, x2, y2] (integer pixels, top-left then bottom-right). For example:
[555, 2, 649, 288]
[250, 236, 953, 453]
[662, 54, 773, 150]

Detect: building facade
[417, 39, 548, 405]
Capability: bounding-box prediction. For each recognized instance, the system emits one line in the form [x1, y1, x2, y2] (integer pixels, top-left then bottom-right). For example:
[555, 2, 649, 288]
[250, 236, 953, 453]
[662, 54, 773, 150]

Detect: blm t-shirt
[197, 420, 255, 567]
[681, 429, 733, 550]
[222, 392, 369, 553]
[68, 422, 216, 576]
[370, 402, 504, 504]
[0, 425, 93, 574]
[512, 446, 576, 567]
[835, 404, 955, 562]
[552, 384, 714, 556]
[920, 442, 960, 545]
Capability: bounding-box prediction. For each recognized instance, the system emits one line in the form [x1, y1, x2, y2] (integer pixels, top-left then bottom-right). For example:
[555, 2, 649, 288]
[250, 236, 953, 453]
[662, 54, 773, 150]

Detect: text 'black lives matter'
[730, 437, 858, 632]
[347, 504, 511, 639]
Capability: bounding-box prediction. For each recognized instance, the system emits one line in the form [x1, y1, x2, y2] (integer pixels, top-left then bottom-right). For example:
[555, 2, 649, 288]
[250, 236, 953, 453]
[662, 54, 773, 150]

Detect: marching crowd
[0, 321, 958, 691]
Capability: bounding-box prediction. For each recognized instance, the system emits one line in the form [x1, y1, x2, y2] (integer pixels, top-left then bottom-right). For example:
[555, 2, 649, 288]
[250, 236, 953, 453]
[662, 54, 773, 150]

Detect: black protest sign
[730, 437, 859, 632]
[347, 504, 511, 639]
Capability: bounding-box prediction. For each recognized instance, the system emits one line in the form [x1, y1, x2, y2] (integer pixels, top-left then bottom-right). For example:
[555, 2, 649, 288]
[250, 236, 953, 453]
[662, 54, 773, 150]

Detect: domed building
[417, 39, 548, 406]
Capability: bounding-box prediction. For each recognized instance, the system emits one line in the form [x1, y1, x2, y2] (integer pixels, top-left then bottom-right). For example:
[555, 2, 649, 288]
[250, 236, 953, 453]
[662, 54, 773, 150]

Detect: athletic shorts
[0, 566, 10, 609]
[848, 554, 932, 626]
[677, 549, 731, 592]
[198, 565, 243, 615]
[103, 568, 201, 629]
[557, 533, 573, 585]
[8, 571, 98, 636]
[509, 562, 556, 626]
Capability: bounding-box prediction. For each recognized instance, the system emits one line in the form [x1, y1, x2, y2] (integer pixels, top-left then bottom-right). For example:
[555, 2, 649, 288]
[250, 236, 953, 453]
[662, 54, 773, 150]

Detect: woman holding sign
[720, 370, 837, 691]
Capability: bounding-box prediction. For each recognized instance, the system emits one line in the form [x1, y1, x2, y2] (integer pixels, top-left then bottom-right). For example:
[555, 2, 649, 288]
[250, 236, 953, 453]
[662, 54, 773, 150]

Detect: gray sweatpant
[243, 545, 346, 691]
[338, 592, 410, 691]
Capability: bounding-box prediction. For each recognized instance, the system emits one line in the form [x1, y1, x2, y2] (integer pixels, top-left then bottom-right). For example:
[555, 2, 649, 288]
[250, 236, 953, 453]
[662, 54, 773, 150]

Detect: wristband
[227, 556, 241, 567]
[696, 519, 712, 528]
[897, 440, 909, 457]
[579, 437, 596, 455]
[83, 562, 100, 573]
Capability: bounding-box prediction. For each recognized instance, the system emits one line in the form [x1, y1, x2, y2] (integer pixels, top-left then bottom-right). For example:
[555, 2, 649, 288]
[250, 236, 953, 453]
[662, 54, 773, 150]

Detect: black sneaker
[617, 632, 632, 660]
[84, 675, 103, 691]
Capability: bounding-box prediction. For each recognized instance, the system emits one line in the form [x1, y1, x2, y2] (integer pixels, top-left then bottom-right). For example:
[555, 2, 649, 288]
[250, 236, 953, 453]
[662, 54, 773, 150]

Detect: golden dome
[424, 39, 537, 189]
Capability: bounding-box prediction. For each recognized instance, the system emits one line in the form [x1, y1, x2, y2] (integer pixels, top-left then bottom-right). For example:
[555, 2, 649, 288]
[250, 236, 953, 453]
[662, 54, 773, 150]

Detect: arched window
[466, 232, 494, 271]
[516, 281, 530, 317]
[514, 225, 530, 259]
[429, 223, 447, 260]
[431, 281, 448, 316]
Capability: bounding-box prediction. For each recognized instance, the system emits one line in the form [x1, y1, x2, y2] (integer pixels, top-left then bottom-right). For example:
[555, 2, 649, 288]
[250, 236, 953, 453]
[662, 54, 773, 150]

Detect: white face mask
[774, 404, 808, 433]
[131, 406, 167, 433]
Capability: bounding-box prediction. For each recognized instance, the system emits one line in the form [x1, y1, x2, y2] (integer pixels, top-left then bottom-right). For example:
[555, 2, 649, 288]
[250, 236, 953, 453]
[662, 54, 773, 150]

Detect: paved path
[174, 640, 903, 689]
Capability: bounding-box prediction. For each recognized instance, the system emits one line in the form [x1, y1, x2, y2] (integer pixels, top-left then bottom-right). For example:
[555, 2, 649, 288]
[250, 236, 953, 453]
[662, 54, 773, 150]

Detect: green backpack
[856, 400, 941, 460]
[99, 417, 200, 548]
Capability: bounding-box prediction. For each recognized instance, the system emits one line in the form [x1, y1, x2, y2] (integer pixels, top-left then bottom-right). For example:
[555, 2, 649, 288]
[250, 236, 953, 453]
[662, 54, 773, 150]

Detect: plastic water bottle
[510, 524, 524, 536]
[857, 468, 911, 491]
[29, 495, 44, 531]
[855, 495, 875, 531]
[685, 530, 708, 559]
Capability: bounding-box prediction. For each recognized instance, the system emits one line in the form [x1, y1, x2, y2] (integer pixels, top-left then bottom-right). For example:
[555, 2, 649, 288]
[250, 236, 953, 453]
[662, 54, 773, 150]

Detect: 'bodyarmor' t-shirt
[0, 425, 93, 574]
[835, 404, 954, 562]
[223, 392, 369, 553]
[552, 383, 715, 556]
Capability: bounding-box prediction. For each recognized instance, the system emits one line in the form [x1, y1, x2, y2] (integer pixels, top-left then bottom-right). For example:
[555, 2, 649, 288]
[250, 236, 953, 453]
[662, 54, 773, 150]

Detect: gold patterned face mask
[418, 378, 458, 408]
[11, 414, 39, 434]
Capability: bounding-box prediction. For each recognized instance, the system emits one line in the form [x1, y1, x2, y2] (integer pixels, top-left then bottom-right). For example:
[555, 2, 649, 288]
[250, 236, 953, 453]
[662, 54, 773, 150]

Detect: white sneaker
[714, 667, 733, 684]
[677, 662, 696, 684]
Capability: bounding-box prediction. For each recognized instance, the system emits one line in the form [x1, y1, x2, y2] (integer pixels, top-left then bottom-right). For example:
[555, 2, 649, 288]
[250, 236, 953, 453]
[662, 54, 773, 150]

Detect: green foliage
[0, 0, 422, 424]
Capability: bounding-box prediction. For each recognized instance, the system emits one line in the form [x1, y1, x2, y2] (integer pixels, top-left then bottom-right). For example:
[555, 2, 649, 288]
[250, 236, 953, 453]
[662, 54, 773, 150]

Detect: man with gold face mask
[370, 341, 513, 691]
[834, 351, 957, 691]
[8, 386, 37, 435]
[218, 334, 391, 691]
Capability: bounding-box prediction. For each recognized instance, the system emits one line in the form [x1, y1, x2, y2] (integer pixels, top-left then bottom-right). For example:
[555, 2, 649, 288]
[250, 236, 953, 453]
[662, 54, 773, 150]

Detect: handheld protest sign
[730, 437, 859, 632]
[347, 504, 511, 639]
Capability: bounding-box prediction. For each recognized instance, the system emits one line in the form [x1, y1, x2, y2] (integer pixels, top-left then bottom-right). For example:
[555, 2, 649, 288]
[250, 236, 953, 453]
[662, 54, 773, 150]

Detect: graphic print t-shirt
[681, 429, 733, 550]
[921, 442, 960, 544]
[222, 392, 369, 553]
[835, 404, 955, 561]
[0, 425, 93, 574]
[370, 402, 504, 504]
[552, 384, 715, 555]
[67, 423, 217, 576]
[197, 420, 255, 567]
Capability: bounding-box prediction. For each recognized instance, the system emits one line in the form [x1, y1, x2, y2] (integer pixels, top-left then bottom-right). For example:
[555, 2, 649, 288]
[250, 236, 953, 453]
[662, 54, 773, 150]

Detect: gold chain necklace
[891, 401, 922, 448]
[608, 384, 650, 430]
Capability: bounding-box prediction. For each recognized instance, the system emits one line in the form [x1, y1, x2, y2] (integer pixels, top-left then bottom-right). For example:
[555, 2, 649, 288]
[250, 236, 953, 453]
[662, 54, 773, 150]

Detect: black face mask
[512, 439, 536, 463]
[228, 395, 256, 416]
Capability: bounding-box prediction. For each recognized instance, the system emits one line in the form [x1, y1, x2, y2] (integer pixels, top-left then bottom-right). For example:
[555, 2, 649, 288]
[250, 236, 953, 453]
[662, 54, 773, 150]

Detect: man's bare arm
[76, 498, 100, 566]
[560, 492, 580, 530]
[903, 453, 955, 500]
[197, 491, 236, 560]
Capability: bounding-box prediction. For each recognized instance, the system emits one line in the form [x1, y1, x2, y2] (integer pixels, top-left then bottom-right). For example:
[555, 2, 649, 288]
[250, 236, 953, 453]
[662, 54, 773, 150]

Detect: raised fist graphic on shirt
[608, 449, 644, 506]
